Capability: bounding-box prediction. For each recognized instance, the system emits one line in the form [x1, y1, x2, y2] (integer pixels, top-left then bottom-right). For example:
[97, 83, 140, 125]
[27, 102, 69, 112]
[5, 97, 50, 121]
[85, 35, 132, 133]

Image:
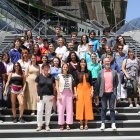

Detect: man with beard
[96, 57, 118, 131]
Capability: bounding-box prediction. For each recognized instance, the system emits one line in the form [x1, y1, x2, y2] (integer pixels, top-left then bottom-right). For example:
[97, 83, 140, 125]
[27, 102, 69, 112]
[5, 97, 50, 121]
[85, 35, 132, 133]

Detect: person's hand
[90, 92, 93, 98]
[36, 96, 40, 102]
[74, 93, 78, 99]
[95, 96, 99, 106]
[3, 91, 6, 96]
[57, 94, 62, 100]
[126, 75, 130, 79]
[49, 96, 54, 102]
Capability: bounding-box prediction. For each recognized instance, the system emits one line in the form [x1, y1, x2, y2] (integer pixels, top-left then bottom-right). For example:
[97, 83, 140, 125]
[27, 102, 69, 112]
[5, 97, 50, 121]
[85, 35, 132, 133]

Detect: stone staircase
[0, 34, 140, 58]
[1, 101, 140, 138]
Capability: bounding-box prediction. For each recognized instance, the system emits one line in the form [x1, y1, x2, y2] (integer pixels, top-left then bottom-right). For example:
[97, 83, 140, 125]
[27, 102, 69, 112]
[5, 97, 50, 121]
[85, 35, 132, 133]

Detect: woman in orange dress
[74, 58, 94, 130]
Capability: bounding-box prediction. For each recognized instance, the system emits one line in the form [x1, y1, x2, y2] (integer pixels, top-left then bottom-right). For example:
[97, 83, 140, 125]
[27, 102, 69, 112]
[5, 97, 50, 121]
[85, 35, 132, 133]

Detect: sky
[126, 0, 140, 22]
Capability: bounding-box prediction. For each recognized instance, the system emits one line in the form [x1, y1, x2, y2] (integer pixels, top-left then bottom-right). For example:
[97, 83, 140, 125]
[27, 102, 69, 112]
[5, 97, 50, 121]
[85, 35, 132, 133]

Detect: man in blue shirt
[9, 38, 22, 63]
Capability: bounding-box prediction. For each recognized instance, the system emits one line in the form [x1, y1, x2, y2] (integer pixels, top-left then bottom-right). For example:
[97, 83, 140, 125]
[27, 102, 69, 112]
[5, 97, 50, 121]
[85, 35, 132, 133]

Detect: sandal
[84, 125, 88, 130]
[66, 125, 70, 130]
[80, 125, 83, 130]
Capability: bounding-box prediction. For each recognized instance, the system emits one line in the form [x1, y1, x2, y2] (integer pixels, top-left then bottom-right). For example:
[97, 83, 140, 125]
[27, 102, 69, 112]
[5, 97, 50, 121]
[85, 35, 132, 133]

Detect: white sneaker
[136, 104, 140, 108]
[45, 126, 50, 131]
[111, 123, 116, 131]
[138, 111, 140, 114]
[129, 104, 133, 108]
[36, 126, 42, 131]
[106, 110, 110, 115]
[115, 110, 118, 115]
[100, 123, 105, 130]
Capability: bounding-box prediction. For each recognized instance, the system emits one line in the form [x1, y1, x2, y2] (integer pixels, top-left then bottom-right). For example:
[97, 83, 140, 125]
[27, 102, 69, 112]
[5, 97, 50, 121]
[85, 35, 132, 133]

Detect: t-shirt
[35, 74, 55, 98]
[0, 62, 6, 83]
[9, 48, 21, 63]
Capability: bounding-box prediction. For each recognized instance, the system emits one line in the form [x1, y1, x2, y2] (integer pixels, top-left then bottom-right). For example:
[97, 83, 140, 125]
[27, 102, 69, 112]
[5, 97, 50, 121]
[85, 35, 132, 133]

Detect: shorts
[11, 85, 23, 94]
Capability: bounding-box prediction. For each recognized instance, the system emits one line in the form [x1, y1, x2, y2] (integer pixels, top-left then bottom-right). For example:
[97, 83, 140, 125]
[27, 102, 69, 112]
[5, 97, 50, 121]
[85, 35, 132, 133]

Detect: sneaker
[45, 126, 50, 131]
[19, 117, 25, 123]
[106, 110, 110, 115]
[129, 104, 133, 108]
[36, 126, 42, 131]
[31, 112, 35, 116]
[0, 120, 3, 123]
[138, 111, 140, 114]
[136, 104, 140, 108]
[13, 118, 17, 123]
[115, 110, 118, 115]
[100, 123, 105, 130]
[111, 123, 117, 131]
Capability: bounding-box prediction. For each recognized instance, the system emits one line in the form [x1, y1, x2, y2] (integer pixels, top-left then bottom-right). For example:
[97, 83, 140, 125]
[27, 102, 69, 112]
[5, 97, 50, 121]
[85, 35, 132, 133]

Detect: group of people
[0, 26, 140, 131]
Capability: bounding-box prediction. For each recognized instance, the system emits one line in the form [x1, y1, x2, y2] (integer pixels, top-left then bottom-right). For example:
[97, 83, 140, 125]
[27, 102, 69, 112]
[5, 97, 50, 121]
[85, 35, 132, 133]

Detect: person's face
[14, 63, 20, 71]
[104, 58, 111, 69]
[71, 53, 76, 61]
[34, 45, 39, 52]
[21, 37, 25, 43]
[91, 54, 96, 62]
[49, 44, 54, 52]
[29, 41, 33, 47]
[55, 27, 61, 34]
[42, 56, 48, 63]
[71, 34, 77, 41]
[128, 51, 134, 58]
[117, 46, 123, 52]
[43, 66, 50, 75]
[31, 56, 36, 63]
[62, 64, 68, 73]
[104, 31, 109, 36]
[68, 43, 74, 50]
[105, 46, 111, 52]
[88, 44, 94, 50]
[53, 58, 59, 67]
[15, 40, 21, 48]
[82, 36, 87, 43]
[22, 51, 28, 58]
[27, 31, 32, 37]
[3, 54, 9, 62]
[118, 36, 124, 43]
[101, 39, 107, 46]
[107, 55, 113, 62]
[58, 38, 64, 45]
[90, 33, 95, 39]
[80, 60, 86, 68]
[43, 41, 49, 47]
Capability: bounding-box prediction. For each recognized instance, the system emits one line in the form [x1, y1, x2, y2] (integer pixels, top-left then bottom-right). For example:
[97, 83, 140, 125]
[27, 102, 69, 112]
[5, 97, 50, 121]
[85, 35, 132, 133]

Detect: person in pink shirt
[96, 57, 118, 131]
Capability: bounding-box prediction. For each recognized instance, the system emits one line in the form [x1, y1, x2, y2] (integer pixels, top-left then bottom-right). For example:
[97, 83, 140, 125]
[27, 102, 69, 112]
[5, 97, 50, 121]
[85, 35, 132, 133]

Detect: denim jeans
[101, 93, 116, 123]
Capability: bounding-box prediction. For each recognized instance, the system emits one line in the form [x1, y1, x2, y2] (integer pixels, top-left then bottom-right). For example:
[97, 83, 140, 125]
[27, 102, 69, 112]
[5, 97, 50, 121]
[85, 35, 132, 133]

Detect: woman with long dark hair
[74, 59, 94, 130]
[3, 62, 26, 123]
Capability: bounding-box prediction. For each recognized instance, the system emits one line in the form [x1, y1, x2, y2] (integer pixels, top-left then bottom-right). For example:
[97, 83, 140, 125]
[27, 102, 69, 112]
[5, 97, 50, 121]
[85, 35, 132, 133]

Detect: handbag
[124, 79, 134, 90]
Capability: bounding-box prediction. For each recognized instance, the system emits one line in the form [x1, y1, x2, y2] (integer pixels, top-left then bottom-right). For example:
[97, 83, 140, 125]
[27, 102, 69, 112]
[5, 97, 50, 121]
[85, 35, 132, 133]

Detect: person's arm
[55, 75, 61, 100]
[3, 73, 12, 96]
[21, 75, 26, 96]
[122, 59, 130, 79]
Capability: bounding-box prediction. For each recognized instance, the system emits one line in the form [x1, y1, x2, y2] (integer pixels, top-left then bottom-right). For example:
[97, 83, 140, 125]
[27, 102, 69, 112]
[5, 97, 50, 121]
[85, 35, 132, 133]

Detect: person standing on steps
[35, 63, 55, 131]
[96, 57, 118, 131]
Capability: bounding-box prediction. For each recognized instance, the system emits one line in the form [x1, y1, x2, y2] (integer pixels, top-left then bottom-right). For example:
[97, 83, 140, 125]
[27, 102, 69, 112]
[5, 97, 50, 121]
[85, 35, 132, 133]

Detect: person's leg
[65, 90, 73, 129]
[11, 93, 17, 118]
[44, 95, 53, 129]
[101, 94, 107, 123]
[37, 97, 44, 128]
[58, 91, 66, 129]
[17, 94, 24, 118]
[109, 93, 116, 124]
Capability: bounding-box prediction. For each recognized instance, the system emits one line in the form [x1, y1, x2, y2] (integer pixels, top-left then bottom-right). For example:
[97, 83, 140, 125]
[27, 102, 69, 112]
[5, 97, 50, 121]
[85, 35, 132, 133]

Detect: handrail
[0, 8, 30, 33]
[1, 42, 13, 53]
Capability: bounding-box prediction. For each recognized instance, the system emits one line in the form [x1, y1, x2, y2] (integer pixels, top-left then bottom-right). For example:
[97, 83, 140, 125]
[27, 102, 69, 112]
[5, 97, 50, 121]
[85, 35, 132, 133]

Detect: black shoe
[13, 118, 17, 123]
[19, 117, 25, 123]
